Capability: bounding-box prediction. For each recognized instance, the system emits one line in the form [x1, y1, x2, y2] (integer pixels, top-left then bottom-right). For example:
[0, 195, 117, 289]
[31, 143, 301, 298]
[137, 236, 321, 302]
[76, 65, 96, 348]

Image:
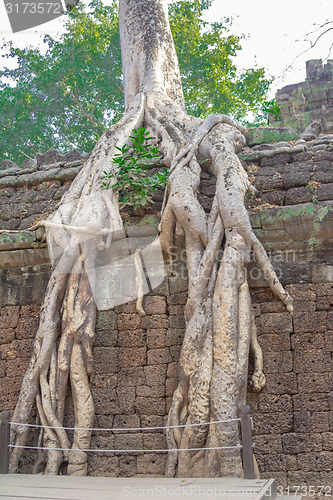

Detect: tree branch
[69, 89, 101, 127]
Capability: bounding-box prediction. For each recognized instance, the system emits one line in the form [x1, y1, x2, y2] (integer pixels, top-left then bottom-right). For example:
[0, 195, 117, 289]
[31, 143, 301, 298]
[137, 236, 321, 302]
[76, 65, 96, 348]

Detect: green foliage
[0, 0, 272, 163]
[101, 128, 168, 212]
[0, 0, 122, 163]
[245, 98, 282, 127]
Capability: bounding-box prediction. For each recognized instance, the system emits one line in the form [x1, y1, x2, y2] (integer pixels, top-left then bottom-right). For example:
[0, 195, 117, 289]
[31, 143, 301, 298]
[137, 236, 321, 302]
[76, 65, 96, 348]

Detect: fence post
[240, 405, 255, 479]
[0, 411, 10, 474]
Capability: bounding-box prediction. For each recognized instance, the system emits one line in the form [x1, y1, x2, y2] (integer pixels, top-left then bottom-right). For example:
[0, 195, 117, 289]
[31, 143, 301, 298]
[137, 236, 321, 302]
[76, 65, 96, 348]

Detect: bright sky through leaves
[0, 0, 331, 96]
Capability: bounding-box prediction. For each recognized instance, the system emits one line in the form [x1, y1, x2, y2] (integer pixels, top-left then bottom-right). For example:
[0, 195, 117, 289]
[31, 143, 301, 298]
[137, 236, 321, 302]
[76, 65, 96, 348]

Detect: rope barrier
[9, 444, 242, 453]
[9, 417, 240, 433]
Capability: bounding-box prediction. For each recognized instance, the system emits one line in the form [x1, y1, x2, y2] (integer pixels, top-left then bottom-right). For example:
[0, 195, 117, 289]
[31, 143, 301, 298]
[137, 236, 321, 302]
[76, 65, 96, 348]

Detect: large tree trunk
[10, 0, 293, 477]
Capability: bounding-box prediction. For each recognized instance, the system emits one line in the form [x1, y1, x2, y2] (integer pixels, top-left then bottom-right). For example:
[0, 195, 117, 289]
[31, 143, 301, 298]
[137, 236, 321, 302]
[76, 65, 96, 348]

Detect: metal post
[0, 411, 10, 474]
[240, 405, 255, 479]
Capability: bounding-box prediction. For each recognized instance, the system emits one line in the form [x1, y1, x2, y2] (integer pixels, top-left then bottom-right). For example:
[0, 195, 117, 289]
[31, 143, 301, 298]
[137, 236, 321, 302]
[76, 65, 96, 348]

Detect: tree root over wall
[9, 0, 293, 478]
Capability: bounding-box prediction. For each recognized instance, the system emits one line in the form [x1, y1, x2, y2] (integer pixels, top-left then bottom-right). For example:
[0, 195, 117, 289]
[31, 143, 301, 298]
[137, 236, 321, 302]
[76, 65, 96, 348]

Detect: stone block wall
[1, 282, 332, 487]
[271, 59, 333, 133]
[1, 137, 333, 490]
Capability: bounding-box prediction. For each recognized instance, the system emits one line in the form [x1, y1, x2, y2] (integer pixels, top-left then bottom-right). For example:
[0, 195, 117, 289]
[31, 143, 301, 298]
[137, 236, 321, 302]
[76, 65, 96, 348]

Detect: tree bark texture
[9, 0, 293, 477]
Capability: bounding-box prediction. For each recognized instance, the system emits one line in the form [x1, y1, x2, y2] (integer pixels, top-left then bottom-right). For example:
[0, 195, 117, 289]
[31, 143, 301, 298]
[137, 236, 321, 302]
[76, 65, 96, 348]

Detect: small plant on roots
[101, 127, 168, 211]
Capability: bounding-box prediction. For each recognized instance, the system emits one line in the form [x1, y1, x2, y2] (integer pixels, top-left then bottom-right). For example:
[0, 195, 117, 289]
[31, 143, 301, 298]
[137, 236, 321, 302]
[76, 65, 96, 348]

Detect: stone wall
[271, 59, 333, 134]
[0, 137, 333, 491]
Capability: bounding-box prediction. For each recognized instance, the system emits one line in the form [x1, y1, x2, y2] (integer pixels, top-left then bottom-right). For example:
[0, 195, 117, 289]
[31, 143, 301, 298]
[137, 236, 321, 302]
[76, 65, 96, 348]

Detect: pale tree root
[9, 95, 146, 475]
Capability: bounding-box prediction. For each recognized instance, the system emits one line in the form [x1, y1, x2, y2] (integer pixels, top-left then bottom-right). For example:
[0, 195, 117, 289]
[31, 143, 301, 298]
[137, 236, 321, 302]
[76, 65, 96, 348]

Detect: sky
[0, 0, 332, 98]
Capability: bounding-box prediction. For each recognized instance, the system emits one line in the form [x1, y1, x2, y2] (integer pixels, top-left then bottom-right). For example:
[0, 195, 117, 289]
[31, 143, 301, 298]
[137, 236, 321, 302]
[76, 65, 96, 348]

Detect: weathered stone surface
[248, 127, 299, 145]
[118, 347, 146, 368]
[298, 373, 331, 393]
[257, 312, 293, 335]
[292, 393, 330, 411]
[301, 121, 323, 141]
[263, 373, 298, 394]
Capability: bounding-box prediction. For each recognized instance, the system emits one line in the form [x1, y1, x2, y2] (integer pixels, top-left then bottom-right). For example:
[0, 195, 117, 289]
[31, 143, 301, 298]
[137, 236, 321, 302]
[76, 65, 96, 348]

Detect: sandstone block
[166, 378, 178, 397]
[264, 373, 298, 394]
[135, 397, 165, 415]
[147, 348, 173, 365]
[263, 351, 292, 373]
[258, 333, 291, 352]
[295, 411, 330, 433]
[93, 347, 119, 373]
[298, 373, 331, 393]
[167, 292, 188, 306]
[292, 393, 330, 411]
[136, 385, 165, 398]
[168, 315, 185, 329]
[118, 348, 146, 368]
[169, 276, 188, 294]
[258, 394, 292, 413]
[0, 328, 15, 344]
[118, 330, 146, 348]
[118, 367, 146, 387]
[166, 329, 184, 346]
[297, 451, 333, 472]
[252, 434, 283, 454]
[293, 311, 327, 333]
[167, 362, 178, 378]
[144, 365, 167, 387]
[291, 332, 325, 350]
[147, 329, 166, 349]
[143, 296, 167, 314]
[293, 349, 331, 373]
[117, 314, 142, 331]
[257, 312, 293, 335]
[0, 306, 20, 328]
[137, 453, 167, 475]
[141, 415, 164, 433]
[168, 304, 185, 315]
[253, 412, 293, 434]
[282, 433, 322, 453]
[322, 432, 333, 451]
